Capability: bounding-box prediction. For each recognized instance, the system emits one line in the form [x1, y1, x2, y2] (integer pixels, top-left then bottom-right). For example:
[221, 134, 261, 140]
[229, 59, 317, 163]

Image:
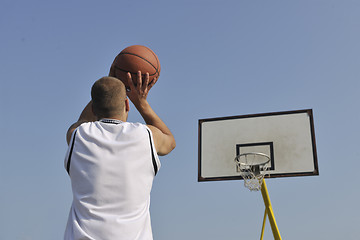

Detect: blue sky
[1, 0, 359, 239]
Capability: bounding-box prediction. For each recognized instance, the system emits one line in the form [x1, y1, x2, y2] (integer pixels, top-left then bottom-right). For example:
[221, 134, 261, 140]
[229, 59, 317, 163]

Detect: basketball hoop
[234, 152, 270, 191]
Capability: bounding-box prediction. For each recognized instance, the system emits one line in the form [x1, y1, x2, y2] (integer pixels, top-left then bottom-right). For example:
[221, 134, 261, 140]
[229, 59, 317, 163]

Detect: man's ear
[125, 98, 130, 112]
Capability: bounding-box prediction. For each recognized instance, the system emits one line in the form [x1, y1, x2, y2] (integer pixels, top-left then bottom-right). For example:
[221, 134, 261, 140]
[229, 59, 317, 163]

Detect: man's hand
[126, 71, 157, 107]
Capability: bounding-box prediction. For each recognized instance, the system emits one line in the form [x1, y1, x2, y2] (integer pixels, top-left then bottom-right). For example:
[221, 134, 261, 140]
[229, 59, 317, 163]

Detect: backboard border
[198, 109, 319, 182]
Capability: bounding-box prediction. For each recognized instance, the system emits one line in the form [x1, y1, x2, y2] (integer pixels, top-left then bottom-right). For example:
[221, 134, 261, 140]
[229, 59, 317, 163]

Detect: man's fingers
[127, 72, 136, 90]
[148, 75, 157, 90]
[126, 71, 152, 99]
[136, 71, 143, 90]
[142, 73, 150, 92]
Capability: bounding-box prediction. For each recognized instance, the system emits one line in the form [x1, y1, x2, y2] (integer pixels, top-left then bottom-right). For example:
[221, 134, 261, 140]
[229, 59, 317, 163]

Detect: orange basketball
[111, 45, 161, 88]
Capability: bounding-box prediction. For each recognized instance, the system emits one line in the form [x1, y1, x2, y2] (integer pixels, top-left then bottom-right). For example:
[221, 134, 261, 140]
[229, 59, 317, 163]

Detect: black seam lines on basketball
[113, 66, 155, 86]
[116, 51, 159, 76]
[148, 48, 160, 73]
[114, 65, 157, 77]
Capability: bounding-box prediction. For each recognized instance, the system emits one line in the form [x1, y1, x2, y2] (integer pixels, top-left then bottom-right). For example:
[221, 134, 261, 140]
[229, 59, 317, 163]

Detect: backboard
[198, 109, 319, 182]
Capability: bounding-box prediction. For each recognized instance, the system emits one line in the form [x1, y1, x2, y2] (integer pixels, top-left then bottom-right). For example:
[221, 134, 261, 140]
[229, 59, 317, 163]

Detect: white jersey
[64, 119, 160, 240]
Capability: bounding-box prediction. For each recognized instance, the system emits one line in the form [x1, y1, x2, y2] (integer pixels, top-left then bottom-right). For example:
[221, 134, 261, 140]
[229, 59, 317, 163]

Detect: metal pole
[260, 179, 282, 240]
[260, 209, 267, 240]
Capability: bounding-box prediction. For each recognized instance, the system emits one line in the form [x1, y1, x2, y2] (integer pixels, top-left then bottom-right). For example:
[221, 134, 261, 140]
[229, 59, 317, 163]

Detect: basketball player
[64, 72, 176, 240]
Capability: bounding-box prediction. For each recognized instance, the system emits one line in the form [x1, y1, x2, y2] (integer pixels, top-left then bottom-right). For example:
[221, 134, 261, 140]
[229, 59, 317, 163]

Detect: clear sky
[1, 0, 359, 239]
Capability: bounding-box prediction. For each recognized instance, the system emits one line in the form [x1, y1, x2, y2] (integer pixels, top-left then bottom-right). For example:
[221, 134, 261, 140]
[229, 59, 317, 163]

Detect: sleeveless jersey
[64, 119, 160, 240]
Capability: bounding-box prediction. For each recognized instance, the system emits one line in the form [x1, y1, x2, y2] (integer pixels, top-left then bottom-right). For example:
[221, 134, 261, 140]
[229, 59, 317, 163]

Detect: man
[64, 72, 176, 240]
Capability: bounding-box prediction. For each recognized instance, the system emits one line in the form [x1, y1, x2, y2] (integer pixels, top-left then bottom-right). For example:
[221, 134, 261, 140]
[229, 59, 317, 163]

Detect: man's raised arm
[126, 72, 176, 156]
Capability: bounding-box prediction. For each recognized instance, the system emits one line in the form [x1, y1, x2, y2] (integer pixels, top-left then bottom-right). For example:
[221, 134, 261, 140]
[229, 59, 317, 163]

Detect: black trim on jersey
[66, 130, 77, 175]
[100, 119, 122, 124]
[146, 129, 158, 176]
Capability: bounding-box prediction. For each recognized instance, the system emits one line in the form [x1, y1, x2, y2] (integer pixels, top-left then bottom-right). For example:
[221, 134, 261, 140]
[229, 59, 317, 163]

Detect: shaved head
[91, 77, 127, 119]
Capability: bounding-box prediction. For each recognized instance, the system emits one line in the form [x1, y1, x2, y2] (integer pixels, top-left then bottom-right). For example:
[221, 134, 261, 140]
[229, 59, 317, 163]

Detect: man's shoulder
[123, 121, 147, 129]
[123, 122, 150, 135]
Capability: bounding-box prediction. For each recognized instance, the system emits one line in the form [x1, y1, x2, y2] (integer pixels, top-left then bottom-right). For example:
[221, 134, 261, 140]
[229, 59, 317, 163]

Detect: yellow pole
[260, 179, 282, 240]
[260, 209, 267, 240]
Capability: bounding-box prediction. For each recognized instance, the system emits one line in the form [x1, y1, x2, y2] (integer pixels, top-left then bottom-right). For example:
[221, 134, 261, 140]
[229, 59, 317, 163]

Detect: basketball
[111, 45, 161, 88]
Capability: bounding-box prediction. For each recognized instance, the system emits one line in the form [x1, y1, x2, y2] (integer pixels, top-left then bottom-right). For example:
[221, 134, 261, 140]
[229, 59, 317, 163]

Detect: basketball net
[234, 152, 270, 191]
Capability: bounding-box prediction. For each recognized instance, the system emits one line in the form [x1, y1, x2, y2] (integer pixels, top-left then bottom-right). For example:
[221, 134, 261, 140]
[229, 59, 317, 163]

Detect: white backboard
[198, 109, 319, 181]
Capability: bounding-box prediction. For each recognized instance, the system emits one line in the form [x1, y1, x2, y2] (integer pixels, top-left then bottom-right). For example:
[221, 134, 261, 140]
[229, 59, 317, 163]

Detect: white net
[234, 153, 270, 191]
